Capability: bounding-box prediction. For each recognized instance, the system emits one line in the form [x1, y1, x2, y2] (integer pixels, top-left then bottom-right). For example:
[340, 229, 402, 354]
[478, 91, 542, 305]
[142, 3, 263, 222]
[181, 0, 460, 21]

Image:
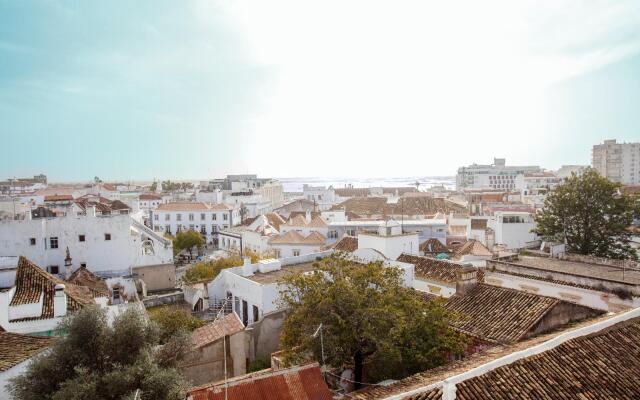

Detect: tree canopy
[278, 256, 466, 388]
[147, 305, 205, 342]
[172, 230, 205, 257]
[182, 250, 265, 284]
[9, 306, 189, 400]
[534, 168, 639, 260]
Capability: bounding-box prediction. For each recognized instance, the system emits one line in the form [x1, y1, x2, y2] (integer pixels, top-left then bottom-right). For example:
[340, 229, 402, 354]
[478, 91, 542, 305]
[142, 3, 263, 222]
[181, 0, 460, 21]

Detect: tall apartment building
[592, 139, 640, 185]
[456, 158, 541, 191]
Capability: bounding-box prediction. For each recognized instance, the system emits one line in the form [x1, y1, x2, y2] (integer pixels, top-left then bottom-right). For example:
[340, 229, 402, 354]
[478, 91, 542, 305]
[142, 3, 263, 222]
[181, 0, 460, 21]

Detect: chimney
[305, 210, 311, 223]
[64, 247, 73, 279]
[54, 284, 66, 317]
[241, 257, 254, 277]
[455, 266, 478, 295]
[87, 205, 96, 217]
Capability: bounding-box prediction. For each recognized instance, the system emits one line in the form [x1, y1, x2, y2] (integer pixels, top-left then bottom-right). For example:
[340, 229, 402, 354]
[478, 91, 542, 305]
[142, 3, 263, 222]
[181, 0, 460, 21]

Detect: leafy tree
[147, 305, 205, 342]
[173, 230, 205, 257]
[9, 306, 188, 400]
[534, 168, 639, 260]
[239, 203, 249, 223]
[278, 256, 466, 389]
[182, 250, 266, 284]
[150, 181, 158, 192]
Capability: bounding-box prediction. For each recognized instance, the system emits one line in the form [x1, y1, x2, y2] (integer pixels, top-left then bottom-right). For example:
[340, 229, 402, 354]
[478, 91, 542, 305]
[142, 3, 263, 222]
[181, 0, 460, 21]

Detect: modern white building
[150, 202, 240, 243]
[328, 218, 447, 244]
[201, 175, 285, 213]
[357, 220, 420, 260]
[0, 209, 173, 277]
[592, 139, 640, 184]
[456, 158, 541, 191]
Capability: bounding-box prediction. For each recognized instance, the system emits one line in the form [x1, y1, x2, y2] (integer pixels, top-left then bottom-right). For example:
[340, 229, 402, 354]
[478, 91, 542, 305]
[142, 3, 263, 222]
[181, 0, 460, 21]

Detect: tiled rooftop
[331, 197, 467, 217]
[445, 284, 559, 343]
[156, 202, 232, 212]
[330, 236, 358, 252]
[0, 331, 53, 372]
[192, 313, 244, 348]
[397, 254, 473, 284]
[419, 238, 450, 254]
[66, 266, 109, 298]
[453, 240, 492, 258]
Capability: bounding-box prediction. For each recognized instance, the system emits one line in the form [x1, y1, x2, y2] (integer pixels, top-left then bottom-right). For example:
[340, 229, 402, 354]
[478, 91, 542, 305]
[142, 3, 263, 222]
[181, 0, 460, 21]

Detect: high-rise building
[456, 158, 541, 191]
[592, 139, 640, 184]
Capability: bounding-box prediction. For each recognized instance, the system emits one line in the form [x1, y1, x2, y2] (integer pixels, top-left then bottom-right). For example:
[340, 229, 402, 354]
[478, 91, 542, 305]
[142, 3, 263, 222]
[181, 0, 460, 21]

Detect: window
[79, 235, 86, 242]
[50, 237, 59, 249]
[253, 305, 259, 323]
[47, 265, 59, 274]
[328, 230, 338, 239]
[112, 288, 120, 300]
[274, 249, 281, 258]
[212, 225, 218, 233]
[80, 263, 87, 268]
[104, 233, 111, 241]
[212, 213, 217, 221]
[165, 214, 170, 221]
[176, 214, 182, 221]
[200, 225, 206, 234]
[223, 213, 228, 221]
[29, 237, 36, 246]
[200, 213, 205, 221]
[154, 214, 159, 221]
[189, 213, 194, 221]
[189, 224, 195, 231]
[165, 225, 171, 234]
[293, 249, 300, 257]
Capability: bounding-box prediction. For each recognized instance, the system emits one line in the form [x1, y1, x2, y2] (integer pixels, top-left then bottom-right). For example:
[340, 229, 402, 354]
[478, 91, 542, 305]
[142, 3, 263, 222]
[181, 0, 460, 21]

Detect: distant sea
[277, 176, 455, 193]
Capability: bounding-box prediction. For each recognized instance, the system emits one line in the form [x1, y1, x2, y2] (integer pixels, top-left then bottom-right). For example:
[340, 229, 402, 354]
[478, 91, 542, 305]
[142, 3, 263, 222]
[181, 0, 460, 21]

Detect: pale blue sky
[1, 0, 639, 182]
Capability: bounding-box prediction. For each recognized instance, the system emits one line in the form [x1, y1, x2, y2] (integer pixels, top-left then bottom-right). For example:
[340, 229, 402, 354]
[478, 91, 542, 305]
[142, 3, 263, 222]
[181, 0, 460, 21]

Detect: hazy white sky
[2, 0, 640, 180]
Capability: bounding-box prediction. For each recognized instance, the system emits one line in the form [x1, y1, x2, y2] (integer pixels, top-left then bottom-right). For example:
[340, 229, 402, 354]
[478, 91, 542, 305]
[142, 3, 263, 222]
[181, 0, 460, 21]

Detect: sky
[1, 0, 640, 182]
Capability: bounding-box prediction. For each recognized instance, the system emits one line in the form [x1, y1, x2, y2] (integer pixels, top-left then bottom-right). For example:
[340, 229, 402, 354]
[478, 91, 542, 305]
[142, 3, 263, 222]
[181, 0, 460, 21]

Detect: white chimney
[241, 257, 254, 277]
[54, 284, 66, 317]
[87, 205, 96, 217]
[305, 210, 311, 223]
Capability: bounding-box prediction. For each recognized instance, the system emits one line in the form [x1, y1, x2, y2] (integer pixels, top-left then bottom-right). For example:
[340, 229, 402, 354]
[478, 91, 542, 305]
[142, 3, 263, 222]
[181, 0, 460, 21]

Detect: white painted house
[150, 202, 240, 243]
[0, 210, 172, 277]
[493, 211, 537, 250]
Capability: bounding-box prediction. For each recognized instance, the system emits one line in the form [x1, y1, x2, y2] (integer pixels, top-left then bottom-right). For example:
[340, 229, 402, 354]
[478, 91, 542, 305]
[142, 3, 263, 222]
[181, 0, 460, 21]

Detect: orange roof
[187, 363, 332, 400]
[192, 313, 244, 348]
[156, 202, 232, 212]
[139, 193, 162, 200]
[453, 239, 492, 258]
[44, 194, 73, 201]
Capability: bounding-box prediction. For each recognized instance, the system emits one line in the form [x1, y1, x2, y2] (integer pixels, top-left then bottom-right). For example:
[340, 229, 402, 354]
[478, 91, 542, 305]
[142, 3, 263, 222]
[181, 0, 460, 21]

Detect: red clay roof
[397, 254, 473, 284]
[0, 331, 53, 372]
[156, 202, 232, 211]
[330, 236, 358, 252]
[187, 363, 332, 400]
[192, 313, 244, 348]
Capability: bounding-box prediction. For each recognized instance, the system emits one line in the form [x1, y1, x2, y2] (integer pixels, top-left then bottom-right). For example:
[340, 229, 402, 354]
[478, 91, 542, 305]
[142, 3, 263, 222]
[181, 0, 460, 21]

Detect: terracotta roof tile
[187, 363, 332, 400]
[419, 238, 450, 254]
[455, 316, 640, 400]
[9, 257, 95, 321]
[139, 193, 162, 200]
[330, 236, 358, 252]
[331, 197, 467, 217]
[192, 313, 244, 348]
[66, 266, 109, 298]
[445, 284, 559, 343]
[397, 254, 473, 284]
[269, 231, 326, 246]
[453, 240, 492, 258]
[0, 331, 53, 372]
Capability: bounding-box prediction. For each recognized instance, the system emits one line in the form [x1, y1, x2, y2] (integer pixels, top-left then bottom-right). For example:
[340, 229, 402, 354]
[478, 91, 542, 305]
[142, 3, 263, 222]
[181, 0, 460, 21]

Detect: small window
[293, 249, 300, 257]
[189, 213, 194, 221]
[50, 237, 59, 249]
[223, 213, 228, 221]
[79, 235, 86, 242]
[29, 238, 36, 246]
[253, 305, 259, 323]
[104, 233, 111, 241]
[177, 214, 182, 221]
[48, 265, 59, 274]
[80, 263, 87, 268]
[212, 213, 217, 220]
[200, 213, 205, 221]
[112, 288, 120, 300]
[154, 214, 159, 221]
[165, 214, 170, 221]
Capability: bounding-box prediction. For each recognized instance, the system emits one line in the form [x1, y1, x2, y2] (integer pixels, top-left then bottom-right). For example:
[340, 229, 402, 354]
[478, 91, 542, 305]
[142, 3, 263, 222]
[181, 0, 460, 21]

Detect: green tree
[182, 250, 266, 284]
[150, 181, 158, 192]
[147, 305, 205, 342]
[534, 168, 639, 260]
[9, 306, 188, 400]
[173, 230, 205, 257]
[278, 256, 465, 388]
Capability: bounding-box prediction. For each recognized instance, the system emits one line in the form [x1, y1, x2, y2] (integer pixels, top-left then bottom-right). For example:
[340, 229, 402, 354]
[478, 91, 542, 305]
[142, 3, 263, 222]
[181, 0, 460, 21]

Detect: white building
[556, 165, 587, 179]
[268, 230, 326, 258]
[137, 193, 170, 213]
[357, 220, 420, 260]
[0, 209, 172, 277]
[456, 158, 541, 191]
[150, 202, 240, 243]
[218, 214, 283, 255]
[592, 139, 640, 184]
[302, 185, 337, 211]
[201, 175, 285, 213]
[493, 211, 537, 251]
